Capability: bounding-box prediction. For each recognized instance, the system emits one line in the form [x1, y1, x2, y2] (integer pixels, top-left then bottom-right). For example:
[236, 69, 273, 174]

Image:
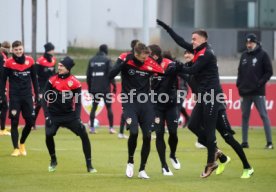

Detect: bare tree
[32, 0, 37, 60]
[21, 0, 24, 44]
[46, 0, 49, 42]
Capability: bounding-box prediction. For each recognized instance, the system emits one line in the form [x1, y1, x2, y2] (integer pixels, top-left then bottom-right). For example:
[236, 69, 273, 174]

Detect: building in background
[0, 0, 67, 53]
[158, 0, 276, 59]
[0, 0, 157, 53]
[0, 0, 275, 59]
[67, 0, 158, 49]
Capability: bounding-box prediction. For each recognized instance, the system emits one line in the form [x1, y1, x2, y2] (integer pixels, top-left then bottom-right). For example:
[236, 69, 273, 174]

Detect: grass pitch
[0, 127, 275, 192]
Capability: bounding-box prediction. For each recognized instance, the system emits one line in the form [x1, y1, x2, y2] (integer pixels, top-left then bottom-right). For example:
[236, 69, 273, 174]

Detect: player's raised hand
[156, 19, 170, 31]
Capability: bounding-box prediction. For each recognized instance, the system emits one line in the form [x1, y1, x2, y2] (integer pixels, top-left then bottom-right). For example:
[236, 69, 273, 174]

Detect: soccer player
[42, 56, 96, 173]
[161, 33, 254, 178]
[86, 44, 116, 134]
[0, 40, 39, 156]
[157, 19, 223, 178]
[148, 44, 180, 176]
[109, 43, 164, 179]
[182, 50, 205, 148]
[183, 49, 254, 178]
[34, 42, 56, 129]
[162, 50, 190, 128]
[118, 39, 139, 139]
[0, 41, 11, 136]
[188, 100, 254, 178]
[118, 113, 129, 139]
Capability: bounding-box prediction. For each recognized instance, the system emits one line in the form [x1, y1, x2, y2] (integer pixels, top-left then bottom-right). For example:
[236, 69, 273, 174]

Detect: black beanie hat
[44, 42, 55, 52]
[99, 44, 108, 54]
[60, 56, 75, 71]
[245, 33, 257, 43]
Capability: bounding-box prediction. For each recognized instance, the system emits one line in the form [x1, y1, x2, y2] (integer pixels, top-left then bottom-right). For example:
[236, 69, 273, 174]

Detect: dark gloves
[174, 60, 184, 70]
[45, 116, 53, 128]
[165, 60, 182, 75]
[156, 19, 171, 31]
[164, 65, 174, 76]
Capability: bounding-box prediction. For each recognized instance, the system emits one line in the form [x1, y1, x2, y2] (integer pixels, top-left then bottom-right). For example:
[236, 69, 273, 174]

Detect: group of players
[0, 40, 96, 173]
[0, 19, 255, 179]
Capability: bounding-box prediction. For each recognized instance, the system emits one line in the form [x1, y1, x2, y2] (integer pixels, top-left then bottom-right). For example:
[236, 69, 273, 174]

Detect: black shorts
[188, 103, 234, 144]
[122, 100, 154, 136]
[154, 104, 178, 134]
[46, 116, 86, 137]
[9, 95, 34, 120]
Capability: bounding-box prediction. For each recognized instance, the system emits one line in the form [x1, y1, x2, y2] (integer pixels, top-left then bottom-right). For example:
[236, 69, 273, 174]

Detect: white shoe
[126, 163, 134, 178]
[138, 170, 150, 179]
[195, 141, 206, 149]
[162, 168, 173, 176]
[118, 133, 129, 139]
[109, 128, 117, 134]
[170, 158, 181, 170]
[0, 129, 11, 136]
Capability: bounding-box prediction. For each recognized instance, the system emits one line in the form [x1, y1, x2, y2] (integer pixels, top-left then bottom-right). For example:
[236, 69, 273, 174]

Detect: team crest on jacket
[68, 80, 73, 87]
[128, 69, 135, 75]
[11, 110, 17, 116]
[252, 58, 257, 66]
[147, 66, 153, 71]
[25, 60, 30, 65]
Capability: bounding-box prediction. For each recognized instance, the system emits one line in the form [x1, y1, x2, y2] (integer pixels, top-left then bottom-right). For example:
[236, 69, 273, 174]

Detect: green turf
[0, 127, 275, 192]
[67, 47, 124, 57]
[67, 47, 125, 76]
[70, 58, 89, 77]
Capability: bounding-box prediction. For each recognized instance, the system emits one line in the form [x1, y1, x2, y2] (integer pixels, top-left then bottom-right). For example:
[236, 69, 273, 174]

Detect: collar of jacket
[247, 44, 261, 54]
[44, 52, 53, 62]
[132, 56, 144, 67]
[150, 56, 163, 65]
[96, 51, 107, 56]
[156, 56, 163, 65]
[12, 54, 25, 64]
[194, 42, 208, 53]
[58, 72, 70, 79]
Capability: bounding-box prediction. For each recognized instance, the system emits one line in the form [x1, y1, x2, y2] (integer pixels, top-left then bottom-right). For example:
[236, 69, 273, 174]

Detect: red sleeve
[70, 75, 82, 90]
[4, 58, 12, 67]
[26, 56, 35, 66]
[118, 52, 131, 60]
